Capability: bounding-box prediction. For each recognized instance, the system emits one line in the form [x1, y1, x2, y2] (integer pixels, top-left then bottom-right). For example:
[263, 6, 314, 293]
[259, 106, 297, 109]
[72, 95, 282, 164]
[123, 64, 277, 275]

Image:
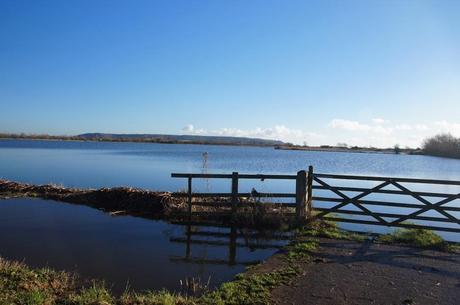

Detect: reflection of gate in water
[169, 224, 291, 266]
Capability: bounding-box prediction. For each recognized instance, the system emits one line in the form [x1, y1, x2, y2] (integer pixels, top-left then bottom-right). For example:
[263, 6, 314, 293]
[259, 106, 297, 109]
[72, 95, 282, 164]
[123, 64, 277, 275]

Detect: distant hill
[77, 133, 285, 146]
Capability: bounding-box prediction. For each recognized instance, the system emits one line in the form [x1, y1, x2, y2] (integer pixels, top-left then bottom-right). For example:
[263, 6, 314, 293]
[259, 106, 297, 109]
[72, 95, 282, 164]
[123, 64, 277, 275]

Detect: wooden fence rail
[312, 172, 460, 233]
[172, 166, 460, 233]
[171, 166, 313, 223]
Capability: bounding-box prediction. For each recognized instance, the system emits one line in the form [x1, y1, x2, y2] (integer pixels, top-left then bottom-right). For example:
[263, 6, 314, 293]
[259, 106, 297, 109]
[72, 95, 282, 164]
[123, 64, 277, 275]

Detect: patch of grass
[377, 228, 450, 251]
[199, 267, 298, 305]
[0, 258, 75, 305]
[286, 239, 318, 261]
[299, 219, 368, 241]
[120, 290, 193, 305]
[67, 281, 114, 305]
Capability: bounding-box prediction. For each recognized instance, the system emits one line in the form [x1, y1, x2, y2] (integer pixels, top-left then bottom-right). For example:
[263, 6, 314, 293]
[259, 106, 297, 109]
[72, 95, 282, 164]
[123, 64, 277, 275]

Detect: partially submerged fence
[171, 167, 313, 220]
[312, 172, 460, 233]
[172, 167, 460, 233]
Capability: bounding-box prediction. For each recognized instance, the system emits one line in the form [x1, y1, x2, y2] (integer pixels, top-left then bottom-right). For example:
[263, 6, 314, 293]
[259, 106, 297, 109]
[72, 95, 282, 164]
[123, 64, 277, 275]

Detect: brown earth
[0, 179, 178, 214]
[271, 238, 460, 305]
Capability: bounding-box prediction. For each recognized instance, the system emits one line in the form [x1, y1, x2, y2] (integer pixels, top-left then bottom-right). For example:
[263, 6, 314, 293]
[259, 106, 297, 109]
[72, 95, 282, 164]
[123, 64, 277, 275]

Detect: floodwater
[0, 197, 287, 293]
[1, 139, 460, 290]
[1, 139, 460, 191]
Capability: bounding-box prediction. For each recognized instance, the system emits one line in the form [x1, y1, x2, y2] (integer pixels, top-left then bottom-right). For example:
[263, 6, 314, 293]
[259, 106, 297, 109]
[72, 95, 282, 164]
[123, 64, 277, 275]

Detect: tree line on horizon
[0, 132, 281, 146]
[422, 133, 460, 159]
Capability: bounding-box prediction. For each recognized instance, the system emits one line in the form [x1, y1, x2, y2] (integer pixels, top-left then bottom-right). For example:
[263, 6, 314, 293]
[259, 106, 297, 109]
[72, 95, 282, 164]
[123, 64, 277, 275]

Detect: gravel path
[271, 238, 460, 305]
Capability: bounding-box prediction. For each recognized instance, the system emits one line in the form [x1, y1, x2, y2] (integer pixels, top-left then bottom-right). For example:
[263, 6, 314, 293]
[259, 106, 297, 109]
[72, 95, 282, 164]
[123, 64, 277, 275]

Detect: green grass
[0, 258, 75, 305]
[286, 239, 318, 260]
[298, 219, 368, 241]
[66, 282, 114, 305]
[377, 227, 455, 251]
[119, 290, 192, 305]
[200, 269, 296, 305]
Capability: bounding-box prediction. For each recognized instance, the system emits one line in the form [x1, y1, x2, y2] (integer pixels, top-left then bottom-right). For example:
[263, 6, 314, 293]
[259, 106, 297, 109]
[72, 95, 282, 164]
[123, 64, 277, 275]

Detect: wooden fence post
[231, 172, 239, 217]
[307, 166, 313, 218]
[296, 170, 307, 221]
[187, 176, 192, 220]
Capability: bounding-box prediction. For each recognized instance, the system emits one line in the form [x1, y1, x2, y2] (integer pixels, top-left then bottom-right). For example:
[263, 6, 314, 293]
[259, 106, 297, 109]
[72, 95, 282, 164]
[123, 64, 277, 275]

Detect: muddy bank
[0, 179, 181, 215]
[0, 179, 296, 228]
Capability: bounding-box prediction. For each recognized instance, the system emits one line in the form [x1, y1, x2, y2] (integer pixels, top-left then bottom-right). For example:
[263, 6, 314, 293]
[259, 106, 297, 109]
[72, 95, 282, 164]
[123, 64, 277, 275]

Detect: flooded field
[0, 197, 288, 293]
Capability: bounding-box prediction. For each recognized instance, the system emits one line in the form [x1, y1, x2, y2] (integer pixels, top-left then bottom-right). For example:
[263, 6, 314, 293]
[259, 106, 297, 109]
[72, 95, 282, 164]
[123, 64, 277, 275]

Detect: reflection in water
[170, 224, 290, 267]
[0, 198, 290, 294]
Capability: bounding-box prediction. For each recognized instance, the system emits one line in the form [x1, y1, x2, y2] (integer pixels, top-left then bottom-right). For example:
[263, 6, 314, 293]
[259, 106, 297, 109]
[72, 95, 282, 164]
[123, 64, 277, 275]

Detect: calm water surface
[0, 197, 286, 293]
[1, 139, 460, 289]
[1, 139, 460, 190]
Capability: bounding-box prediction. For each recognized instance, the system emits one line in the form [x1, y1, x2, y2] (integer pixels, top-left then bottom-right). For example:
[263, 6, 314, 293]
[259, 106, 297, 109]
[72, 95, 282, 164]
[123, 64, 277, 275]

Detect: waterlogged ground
[0, 197, 288, 293]
[1, 139, 460, 293]
[1, 139, 460, 239]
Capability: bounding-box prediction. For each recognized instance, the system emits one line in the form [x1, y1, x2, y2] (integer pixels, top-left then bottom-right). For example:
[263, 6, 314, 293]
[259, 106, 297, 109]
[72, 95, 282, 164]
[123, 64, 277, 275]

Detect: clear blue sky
[1, 0, 459, 147]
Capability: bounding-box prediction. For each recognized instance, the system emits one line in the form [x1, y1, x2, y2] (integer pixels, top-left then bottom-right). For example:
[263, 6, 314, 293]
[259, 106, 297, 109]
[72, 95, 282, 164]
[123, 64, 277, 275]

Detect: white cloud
[394, 124, 412, 131]
[181, 125, 323, 144]
[182, 124, 194, 133]
[182, 119, 460, 148]
[415, 124, 429, 131]
[330, 119, 392, 135]
[372, 118, 387, 124]
[433, 121, 460, 135]
[328, 118, 460, 148]
[329, 119, 370, 131]
[182, 124, 205, 135]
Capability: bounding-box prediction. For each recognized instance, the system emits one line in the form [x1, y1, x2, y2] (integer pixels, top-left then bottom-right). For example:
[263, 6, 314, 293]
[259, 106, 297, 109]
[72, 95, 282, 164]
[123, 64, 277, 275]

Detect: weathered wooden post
[296, 170, 307, 221]
[307, 166, 313, 218]
[187, 176, 193, 220]
[231, 172, 239, 217]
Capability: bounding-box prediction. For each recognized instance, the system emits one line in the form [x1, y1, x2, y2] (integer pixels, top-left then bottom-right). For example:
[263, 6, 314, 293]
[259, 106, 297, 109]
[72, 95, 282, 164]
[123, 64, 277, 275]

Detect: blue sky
[1, 0, 459, 147]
